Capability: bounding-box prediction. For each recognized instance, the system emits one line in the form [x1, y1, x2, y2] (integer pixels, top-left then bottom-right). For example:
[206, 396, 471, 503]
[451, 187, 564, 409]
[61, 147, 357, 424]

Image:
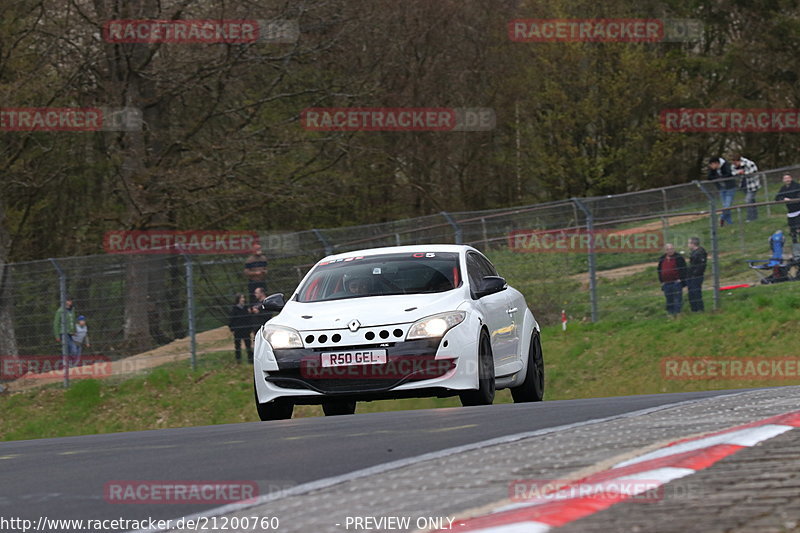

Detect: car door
[466, 252, 515, 368]
[476, 253, 522, 369]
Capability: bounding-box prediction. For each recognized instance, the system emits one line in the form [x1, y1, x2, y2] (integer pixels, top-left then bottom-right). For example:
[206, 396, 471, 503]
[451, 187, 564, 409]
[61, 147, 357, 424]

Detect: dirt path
[568, 214, 706, 285]
[570, 262, 654, 285]
[5, 326, 234, 392]
[631, 213, 706, 232]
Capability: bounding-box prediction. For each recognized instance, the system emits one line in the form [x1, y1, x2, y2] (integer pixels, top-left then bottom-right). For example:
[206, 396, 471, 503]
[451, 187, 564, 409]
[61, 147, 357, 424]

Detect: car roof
[319, 244, 477, 263]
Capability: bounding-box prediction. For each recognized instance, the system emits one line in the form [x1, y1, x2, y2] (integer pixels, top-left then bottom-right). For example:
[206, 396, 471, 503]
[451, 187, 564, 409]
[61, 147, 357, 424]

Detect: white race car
[253, 245, 544, 420]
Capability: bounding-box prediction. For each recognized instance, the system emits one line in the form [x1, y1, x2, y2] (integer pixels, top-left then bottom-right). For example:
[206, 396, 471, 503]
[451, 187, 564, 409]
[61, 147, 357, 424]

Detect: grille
[265, 356, 454, 394]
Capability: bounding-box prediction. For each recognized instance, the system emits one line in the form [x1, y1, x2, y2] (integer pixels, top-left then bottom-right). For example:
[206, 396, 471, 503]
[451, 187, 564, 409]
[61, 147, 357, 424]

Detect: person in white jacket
[731, 153, 760, 221]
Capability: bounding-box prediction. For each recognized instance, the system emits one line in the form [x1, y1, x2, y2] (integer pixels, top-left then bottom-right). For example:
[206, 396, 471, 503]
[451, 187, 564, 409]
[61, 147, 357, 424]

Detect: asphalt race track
[0, 390, 738, 528]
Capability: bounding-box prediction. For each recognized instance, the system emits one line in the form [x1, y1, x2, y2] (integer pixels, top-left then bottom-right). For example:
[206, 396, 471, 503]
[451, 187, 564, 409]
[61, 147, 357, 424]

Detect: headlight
[406, 311, 466, 340]
[261, 325, 304, 349]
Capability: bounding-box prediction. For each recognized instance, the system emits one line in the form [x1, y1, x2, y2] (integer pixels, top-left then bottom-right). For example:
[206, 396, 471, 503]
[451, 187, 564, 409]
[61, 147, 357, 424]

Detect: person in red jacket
[657, 243, 687, 316]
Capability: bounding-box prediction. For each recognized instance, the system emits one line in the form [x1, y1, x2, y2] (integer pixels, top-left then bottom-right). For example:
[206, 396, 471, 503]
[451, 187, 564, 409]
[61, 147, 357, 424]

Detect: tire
[460, 330, 496, 406]
[511, 332, 544, 403]
[254, 382, 293, 421]
[322, 400, 357, 416]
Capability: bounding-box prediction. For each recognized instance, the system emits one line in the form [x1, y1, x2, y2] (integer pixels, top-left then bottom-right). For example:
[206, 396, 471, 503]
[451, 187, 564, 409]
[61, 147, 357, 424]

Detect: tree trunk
[0, 203, 19, 356]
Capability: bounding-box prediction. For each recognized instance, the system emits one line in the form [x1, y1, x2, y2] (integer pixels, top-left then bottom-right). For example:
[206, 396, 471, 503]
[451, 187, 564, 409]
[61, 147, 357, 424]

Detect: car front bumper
[253, 323, 478, 404]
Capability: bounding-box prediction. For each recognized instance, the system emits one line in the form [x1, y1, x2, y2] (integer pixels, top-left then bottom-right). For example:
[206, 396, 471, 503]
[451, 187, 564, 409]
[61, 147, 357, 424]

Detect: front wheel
[511, 332, 544, 403]
[322, 400, 357, 416]
[254, 382, 294, 421]
[460, 331, 496, 406]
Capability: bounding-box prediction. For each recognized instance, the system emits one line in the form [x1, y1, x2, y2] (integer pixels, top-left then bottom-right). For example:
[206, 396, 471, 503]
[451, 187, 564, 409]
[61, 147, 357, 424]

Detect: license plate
[320, 349, 388, 368]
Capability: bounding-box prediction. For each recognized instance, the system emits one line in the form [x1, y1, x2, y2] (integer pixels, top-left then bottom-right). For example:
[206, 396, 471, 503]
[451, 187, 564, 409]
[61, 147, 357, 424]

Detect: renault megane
[253, 245, 544, 420]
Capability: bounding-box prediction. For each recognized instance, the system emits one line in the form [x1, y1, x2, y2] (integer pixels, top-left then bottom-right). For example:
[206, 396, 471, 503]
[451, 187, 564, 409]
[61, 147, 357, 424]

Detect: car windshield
[296, 252, 462, 302]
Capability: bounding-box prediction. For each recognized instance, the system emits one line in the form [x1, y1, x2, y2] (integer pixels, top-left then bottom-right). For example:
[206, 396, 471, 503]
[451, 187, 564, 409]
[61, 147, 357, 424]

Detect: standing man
[732, 153, 760, 222]
[249, 286, 272, 361]
[775, 174, 800, 258]
[229, 294, 253, 364]
[52, 296, 78, 363]
[657, 244, 687, 317]
[686, 237, 707, 312]
[243, 243, 269, 303]
[708, 157, 735, 226]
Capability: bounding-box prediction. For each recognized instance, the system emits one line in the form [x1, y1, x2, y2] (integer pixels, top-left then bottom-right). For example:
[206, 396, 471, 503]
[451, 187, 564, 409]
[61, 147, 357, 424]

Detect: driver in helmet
[345, 275, 371, 295]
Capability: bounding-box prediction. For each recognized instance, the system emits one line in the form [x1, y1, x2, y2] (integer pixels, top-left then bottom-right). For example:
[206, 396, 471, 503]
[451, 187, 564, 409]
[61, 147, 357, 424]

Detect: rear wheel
[511, 332, 544, 403]
[254, 382, 293, 421]
[322, 400, 357, 416]
[460, 331, 495, 406]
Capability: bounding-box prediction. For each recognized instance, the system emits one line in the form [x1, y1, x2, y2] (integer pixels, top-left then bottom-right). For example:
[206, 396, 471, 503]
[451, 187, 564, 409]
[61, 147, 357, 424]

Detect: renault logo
[348, 319, 361, 332]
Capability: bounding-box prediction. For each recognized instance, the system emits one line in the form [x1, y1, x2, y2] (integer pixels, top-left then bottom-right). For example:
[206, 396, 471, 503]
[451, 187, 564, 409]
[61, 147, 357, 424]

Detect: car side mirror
[261, 293, 286, 312]
[475, 276, 507, 298]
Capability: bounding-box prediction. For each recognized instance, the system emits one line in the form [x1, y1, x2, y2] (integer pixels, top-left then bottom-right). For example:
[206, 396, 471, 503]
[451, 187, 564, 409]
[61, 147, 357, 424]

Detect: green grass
[546, 282, 800, 398]
[2, 280, 798, 441]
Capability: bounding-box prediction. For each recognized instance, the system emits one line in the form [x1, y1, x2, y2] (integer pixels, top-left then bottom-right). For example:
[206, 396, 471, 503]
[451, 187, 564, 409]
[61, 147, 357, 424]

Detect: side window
[466, 253, 484, 292]
[476, 254, 498, 277]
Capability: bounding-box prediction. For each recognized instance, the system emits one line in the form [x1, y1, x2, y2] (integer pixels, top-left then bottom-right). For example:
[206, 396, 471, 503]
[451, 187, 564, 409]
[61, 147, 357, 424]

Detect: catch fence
[2, 164, 798, 385]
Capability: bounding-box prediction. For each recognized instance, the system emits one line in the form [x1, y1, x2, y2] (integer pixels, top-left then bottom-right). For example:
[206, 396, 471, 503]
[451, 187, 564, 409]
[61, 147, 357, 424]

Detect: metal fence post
[440, 211, 463, 244]
[736, 207, 745, 253]
[571, 198, 598, 323]
[312, 228, 334, 255]
[763, 174, 771, 217]
[694, 181, 720, 311]
[184, 253, 197, 371]
[49, 258, 69, 388]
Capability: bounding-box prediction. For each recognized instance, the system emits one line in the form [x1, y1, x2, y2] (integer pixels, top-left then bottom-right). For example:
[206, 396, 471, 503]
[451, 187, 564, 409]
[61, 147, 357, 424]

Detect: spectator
[775, 174, 800, 258]
[243, 243, 268, 303]
[708, 157, 736, 226]
[250, 286, 272, 337]
[657, 243, 687, 317]
[52, 296, 78, 363]
[732, 153, 760, 222]
[72, 315, 90, 362]
[229, 294, 253, 364]
[686, 237, 707, 312]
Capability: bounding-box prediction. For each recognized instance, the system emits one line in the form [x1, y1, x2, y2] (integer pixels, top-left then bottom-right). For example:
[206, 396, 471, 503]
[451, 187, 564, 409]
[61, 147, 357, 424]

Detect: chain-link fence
[2, 164, 799, 385]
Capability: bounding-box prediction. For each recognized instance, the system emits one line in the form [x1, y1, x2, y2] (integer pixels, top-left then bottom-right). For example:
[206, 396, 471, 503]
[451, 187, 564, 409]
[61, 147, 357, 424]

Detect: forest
[1, 0, 799, 263]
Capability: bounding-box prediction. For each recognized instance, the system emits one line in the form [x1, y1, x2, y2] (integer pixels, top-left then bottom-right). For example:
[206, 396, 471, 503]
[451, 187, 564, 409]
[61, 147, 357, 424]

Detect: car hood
[274, 290, 467, 331]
